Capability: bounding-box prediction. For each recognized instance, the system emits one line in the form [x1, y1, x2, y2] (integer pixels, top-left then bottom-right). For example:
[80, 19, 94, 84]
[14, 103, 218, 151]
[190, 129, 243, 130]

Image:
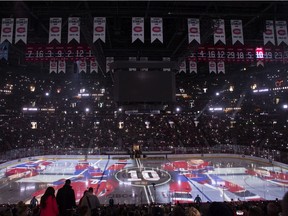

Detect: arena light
[176, 107, 181, 112]
[85, 108, 90, 112]
[216, 92, 220, 96]
[45, 92, 50, 96]
[283, 104, 288, 109]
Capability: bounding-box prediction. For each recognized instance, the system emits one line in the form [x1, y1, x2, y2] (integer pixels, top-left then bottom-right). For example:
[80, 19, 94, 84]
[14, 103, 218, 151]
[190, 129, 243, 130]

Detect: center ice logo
[116, 167, 171, 187]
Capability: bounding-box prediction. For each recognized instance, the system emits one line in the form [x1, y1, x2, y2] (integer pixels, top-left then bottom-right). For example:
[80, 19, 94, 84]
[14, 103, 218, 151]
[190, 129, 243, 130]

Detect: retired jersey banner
[1, 18, 14, 43]
[15, 18, 28, 44]
[151, 17, 163, 43]
[93, 17, 106, 43]
[58, 60, 66, 73]
[49, 60, 57, 74]
[68, 17, 80, 43]
[213, 19, 226, 45]
[179, 60, 187, 73]
[90, 59, 98, 73]
[140, 56, 148, 71]
[275, 21, 288, 46]
[188, 18, 200, 44]
[189, 60, 197, 73]
[217, 61, 225, 74]
[132, 17, 144, 43]
[163, 57, 170, 71]
[263, 20, 275, 45]
[106, 57, 114, 73]
[129, 57, 137, 71]
[231, 20, 244, 45]
[209, 61, 216, 74]
[78, 59, 87, 73]
[49, 18, 62, 43]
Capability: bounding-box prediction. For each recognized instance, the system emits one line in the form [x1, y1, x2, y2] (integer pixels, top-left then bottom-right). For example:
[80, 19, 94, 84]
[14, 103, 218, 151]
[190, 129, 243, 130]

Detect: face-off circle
[116, 167, 171, 187]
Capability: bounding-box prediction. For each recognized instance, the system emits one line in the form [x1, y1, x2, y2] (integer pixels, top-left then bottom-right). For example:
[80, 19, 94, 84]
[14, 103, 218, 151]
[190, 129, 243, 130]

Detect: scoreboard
[25, 44, 288, 63]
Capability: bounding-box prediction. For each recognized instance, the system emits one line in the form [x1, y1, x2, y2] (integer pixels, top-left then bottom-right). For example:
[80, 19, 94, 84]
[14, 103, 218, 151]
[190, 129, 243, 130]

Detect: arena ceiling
[1, 1, 288, 73]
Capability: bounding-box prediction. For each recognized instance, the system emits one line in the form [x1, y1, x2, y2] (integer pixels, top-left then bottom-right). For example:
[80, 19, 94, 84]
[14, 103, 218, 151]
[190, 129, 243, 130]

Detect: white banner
[188, 18, 200, 44]
[49, 18, 62, 43]
[140, 57, 148, 71]
[106, 57, 114, 73]
[78, 60, 87, 73]
[231, 20, 244, 45]
[213, 19, 226, 45]
[1, 18, 14, 43]
[129, 57, 137, 71]
[179, 60, 187, 73]
[49, 61, 57, 74]
[209, 61, 217, 74]
[275, 20, 288, 46]
[263, 20, 275, 45]
[58, 60, 66, 73]
[151, 17, 163, 43]
[163, 57, 170, 71]
[93, 17, 106, 43]
[189, 60, 197, 73]
[68, 17, 80, 43]
[217, 61, 225, 74]
[15, 18, 28, 44]
[90, 59, 98, 73]
[132, 17, 144, 43]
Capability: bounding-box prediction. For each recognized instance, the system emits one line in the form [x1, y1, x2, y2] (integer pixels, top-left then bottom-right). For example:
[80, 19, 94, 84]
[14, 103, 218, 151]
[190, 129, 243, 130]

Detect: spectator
[56, 179, 76, 216]
[40, 187, 58, 216]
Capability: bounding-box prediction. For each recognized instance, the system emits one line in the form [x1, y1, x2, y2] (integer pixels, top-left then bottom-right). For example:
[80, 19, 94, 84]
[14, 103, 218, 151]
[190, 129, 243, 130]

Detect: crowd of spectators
[0, 198, 287, 216]
[0, 63, 288, 163]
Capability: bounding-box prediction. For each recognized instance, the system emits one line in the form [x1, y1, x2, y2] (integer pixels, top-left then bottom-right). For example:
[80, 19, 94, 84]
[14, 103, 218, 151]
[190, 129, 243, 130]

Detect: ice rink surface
[0, 155, 287, 205]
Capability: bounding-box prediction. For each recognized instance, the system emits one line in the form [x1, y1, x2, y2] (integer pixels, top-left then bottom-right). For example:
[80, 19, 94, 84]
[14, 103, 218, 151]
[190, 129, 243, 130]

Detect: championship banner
[188, 18, 200, 44]
[49, 18, 62, 43]
[129, 57, 137, 71]
[189, 60, 197, 73]
[275, 20, 288, 46]
[151, 17, 163, 43]
[163, 57, 170, 71]
[106, 57, 114, 73]
[213, 19, 226, 45]
[140, 56, 148, 71]
[49, 60, 57, 74]
[231, 20, 244, 45]
[58, 60, 66, 73]
[90, 59, 98, 73]
[209, 61, 216, 74]
[179, 60, 186, 73]
[15, 18, 28, 44]
[217, 61, 225, 74]
[132, 17, 144, 43]
[68, 17, 80, 43]
[78, 59, 87, 73]
[1, 18, 14, 43]
[93, 17, 106, 43]
[263, 20, 275, 45]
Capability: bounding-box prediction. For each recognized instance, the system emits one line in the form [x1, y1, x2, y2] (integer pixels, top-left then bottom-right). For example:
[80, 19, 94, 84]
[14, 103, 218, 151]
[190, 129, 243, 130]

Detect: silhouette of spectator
[56, 179, 76, 216]
[40, 187, 59, 216]
[282, 191, 288, 216]
[207, 202, 233, 216]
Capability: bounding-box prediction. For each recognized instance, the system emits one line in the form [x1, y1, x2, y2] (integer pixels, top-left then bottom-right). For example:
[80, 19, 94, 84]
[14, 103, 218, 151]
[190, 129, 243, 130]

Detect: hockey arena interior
[0, 1, 288, 216]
